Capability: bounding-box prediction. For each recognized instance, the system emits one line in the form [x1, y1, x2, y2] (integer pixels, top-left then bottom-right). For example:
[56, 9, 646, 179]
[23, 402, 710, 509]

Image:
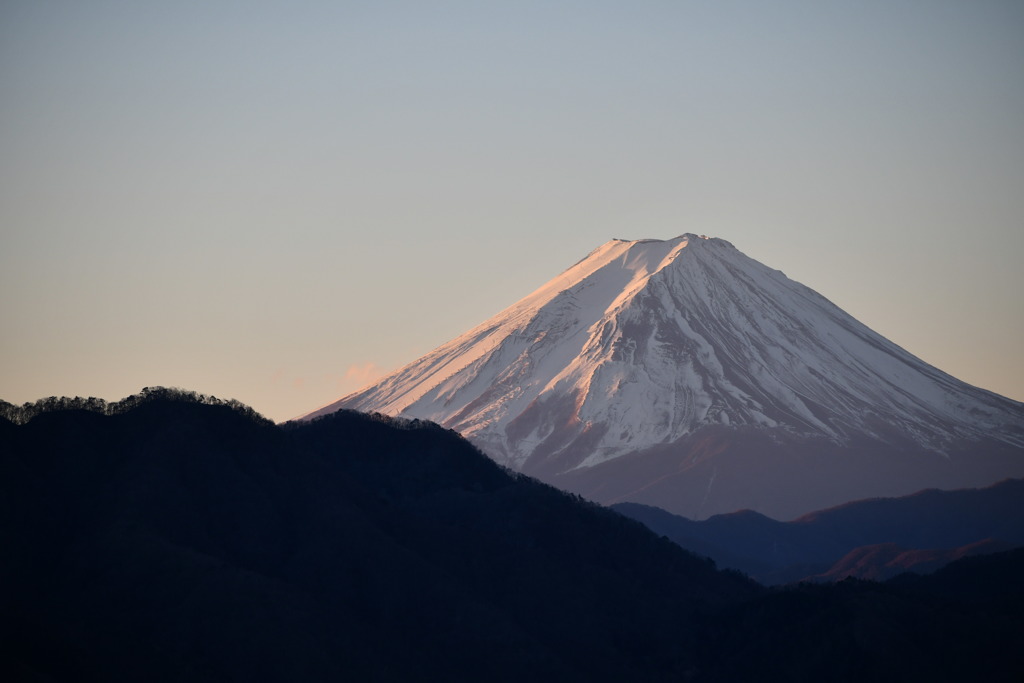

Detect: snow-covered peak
[610, 233, 726, 247]
[305, 235, 1024, 478]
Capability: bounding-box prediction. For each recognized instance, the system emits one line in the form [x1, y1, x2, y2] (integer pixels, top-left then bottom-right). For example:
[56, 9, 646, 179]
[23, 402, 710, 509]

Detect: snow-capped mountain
[306, 235, 1024, 519]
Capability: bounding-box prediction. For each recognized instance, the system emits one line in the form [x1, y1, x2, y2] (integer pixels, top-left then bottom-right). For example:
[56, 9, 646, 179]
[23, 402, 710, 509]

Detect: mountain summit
[307, 235, 1024, 519]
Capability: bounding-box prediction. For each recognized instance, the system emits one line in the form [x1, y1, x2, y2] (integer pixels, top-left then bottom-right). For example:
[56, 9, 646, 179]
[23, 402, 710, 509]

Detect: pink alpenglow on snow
[305, 235, 1024, 520]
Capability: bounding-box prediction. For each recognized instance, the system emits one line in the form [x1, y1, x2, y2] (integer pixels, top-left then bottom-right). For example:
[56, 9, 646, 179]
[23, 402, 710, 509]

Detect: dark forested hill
[2, 390, 1022, 682]
[0, 390, 755, 682]
[698, 548, 1024, 683]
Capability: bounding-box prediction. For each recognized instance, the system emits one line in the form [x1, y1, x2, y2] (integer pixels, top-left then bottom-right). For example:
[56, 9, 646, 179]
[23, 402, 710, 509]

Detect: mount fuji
[305, 235, 1024, 519]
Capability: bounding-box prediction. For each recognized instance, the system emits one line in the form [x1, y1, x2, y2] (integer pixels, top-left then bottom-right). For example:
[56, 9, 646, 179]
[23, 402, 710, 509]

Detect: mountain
[307, 234, 1024, 519]
[807, 539, 1016, 583]
[0, 389, 757, 682]
[703, 548, 1024, 683]
[613, 478, 1024, 584]
[5, 391, 1024, 682]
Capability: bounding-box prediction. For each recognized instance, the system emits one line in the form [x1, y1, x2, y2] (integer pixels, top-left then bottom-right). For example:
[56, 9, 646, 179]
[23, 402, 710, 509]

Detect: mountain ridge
[1, 390, 757, 682]
[613, 478, 1024, 584]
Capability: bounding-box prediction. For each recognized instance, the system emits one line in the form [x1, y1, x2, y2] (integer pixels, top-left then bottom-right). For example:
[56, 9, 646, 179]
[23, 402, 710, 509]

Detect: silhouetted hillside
[614, 479, 1024, 584]
[2, 390, 1022, 682]
[1, 389, 754, 682]
[699, 548, 1024, 683]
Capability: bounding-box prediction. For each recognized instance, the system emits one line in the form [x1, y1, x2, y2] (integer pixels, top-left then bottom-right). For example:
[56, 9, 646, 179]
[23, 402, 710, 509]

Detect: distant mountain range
[811, 539, 1015, 583]
[307, 234, 1024, 519]
[614, 478, 1024, 584]
[4, 390, 1024, 682]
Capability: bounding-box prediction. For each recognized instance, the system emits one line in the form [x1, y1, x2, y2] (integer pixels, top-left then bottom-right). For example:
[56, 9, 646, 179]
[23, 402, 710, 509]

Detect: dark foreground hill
[614, 479, 1024, 584]
[2, 389, 1022, 682]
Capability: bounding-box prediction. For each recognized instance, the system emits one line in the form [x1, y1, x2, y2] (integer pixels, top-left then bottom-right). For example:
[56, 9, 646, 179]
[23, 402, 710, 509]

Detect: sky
[2, 1, 1023, 423]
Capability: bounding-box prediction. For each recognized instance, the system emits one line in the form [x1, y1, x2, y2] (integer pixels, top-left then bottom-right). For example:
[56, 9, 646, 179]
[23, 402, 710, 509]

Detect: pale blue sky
[2, 1, 1022, 421]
